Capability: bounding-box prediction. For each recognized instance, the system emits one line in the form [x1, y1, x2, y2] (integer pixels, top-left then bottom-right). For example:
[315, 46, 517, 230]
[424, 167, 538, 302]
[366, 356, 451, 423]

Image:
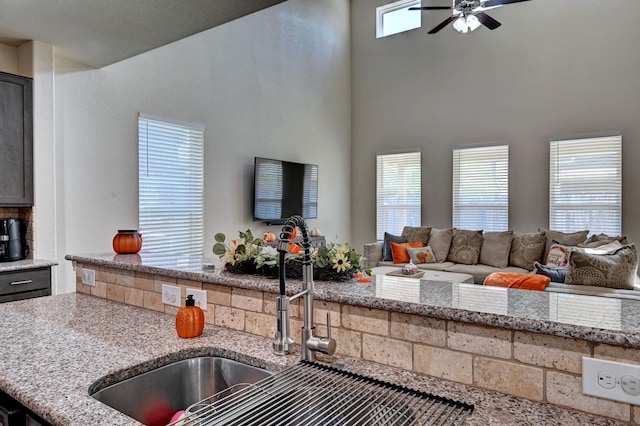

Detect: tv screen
[253, 157, 318, 223]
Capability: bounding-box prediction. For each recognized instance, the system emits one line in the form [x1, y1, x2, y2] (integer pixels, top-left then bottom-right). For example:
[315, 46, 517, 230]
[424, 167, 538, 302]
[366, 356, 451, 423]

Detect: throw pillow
[509, 232, 546, 270]
[546, 243, 571, 267]
[582, 233, 629, 248]
[538, 228, 589, 262]
[447, 229, 483, 265]
[479, 230, 513, 268]
[427, 228, 454, 263]
[383, 232, 407, 261]
[533, 261, 567, 283]
[390, 241, 424, 264]
[565, 243, 639, 289]
[402, 226, 432, 245]
[407, 246, 436, 264]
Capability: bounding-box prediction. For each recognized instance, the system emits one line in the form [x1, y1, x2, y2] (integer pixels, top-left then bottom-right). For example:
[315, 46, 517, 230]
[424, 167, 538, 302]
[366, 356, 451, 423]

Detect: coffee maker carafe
[0, 219, 28, 262]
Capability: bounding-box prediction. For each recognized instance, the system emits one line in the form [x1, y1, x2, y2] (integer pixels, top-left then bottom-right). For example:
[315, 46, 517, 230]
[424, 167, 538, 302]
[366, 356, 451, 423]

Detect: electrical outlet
[162, 284, 181, 308]
[186, 288, 207, 311]
[81, 268, 95, 286]
[583, 357, 640, 404]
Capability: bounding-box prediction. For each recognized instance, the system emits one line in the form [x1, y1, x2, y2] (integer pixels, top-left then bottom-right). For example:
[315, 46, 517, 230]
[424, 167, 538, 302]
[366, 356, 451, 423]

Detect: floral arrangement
[212, 229, 370, 281]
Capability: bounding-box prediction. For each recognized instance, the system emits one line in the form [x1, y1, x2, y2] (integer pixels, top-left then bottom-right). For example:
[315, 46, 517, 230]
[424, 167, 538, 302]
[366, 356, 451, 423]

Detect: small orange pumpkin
[289, 227, 297, 239]
[176, 295, 204, 338]
[263, 232, 276, 242]
[288, 243, 302, 254]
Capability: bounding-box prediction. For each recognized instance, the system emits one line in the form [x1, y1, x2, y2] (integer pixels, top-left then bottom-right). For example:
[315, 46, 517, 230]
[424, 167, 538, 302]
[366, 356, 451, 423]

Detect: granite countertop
[67, 252, 640, 349]
[0, 293, 625, 425]
[0, 259, 58, 273]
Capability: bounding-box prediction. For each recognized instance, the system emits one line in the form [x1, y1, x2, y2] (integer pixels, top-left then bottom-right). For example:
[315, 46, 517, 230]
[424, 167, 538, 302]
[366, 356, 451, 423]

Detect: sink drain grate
[174, 360, 473, 425]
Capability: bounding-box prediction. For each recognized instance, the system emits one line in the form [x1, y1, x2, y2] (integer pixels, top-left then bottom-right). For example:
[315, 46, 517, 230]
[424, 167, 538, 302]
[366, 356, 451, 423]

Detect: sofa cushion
[447, 229, 483, 265]
[533, 261, 567, 283]
[363, 242, 384, 269]
[546, 243, 572, 267]
[565, 243, 638, 289]
[479, 230, 513, 268]
[539, 228, 589, 261]
[427, 228, 454, 263]
[509, 231, 546, 270]
[383, 232, 407, 261]
[444, 263, 529, 284]
[581, 233, 629, 248]
[390, 241, 423, 264]
[402, 226, 432, 245]
[407, 246, 436, 264]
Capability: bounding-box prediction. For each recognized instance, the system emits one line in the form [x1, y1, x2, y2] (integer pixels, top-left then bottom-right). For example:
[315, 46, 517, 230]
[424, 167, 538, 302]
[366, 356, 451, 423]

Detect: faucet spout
[272, 215, 336, 361]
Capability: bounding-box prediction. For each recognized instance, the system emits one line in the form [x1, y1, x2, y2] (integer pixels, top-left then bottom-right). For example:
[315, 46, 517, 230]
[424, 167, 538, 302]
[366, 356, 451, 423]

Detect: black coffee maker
[0, 219, 29, 262]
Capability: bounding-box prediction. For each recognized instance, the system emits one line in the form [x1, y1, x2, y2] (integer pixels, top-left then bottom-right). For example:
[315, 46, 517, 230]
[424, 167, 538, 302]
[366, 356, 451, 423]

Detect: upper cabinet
[0, 71, 33, 206]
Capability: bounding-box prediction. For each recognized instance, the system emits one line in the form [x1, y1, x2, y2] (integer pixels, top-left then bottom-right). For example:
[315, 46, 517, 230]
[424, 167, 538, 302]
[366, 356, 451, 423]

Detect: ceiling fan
[409, 0, 531, 34]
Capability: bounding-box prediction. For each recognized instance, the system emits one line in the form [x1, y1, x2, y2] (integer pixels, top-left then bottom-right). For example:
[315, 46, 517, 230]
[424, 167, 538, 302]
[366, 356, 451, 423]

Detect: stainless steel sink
[91, 357, 273, 426]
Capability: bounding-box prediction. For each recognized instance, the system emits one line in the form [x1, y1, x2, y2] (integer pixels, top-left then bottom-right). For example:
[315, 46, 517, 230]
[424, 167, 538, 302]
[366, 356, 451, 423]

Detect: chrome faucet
[272, 215, 336, 361]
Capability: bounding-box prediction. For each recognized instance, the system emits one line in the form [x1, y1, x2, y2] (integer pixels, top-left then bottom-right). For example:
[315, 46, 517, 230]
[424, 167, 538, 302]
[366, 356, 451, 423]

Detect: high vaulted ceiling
[0, 0, 288, 68]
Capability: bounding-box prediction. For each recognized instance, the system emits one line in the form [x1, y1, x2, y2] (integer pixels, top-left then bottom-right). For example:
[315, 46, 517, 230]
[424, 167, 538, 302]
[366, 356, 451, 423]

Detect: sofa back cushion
[565, 243, 638, 289]
[447, 229, 483, 265]
[509, 232, 545, 270]
[479, 230, 513, 268]
[402, 226, 432, 245]
[383, 232, 407, 261]
[427, 228, 453, 263]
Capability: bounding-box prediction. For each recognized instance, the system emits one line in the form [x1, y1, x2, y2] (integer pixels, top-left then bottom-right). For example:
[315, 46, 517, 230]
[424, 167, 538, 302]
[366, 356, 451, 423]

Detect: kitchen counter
[0, 293, 625, 425]
[0, 259, 57, 272]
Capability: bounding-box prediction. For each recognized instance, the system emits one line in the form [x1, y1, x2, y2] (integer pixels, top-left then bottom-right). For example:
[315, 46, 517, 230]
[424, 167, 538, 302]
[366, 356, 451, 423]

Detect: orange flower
[288, 243, 301, 254]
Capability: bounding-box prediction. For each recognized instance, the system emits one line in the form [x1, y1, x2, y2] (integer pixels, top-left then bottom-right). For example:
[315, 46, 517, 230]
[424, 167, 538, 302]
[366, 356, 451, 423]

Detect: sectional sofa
[364, 226, 640, 299]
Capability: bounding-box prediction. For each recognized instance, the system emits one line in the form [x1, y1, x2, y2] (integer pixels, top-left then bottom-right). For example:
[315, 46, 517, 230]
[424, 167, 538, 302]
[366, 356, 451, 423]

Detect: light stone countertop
[0, 293, 626, 425]
[67, 252, 640, 349]
[0, 259, 58, 272]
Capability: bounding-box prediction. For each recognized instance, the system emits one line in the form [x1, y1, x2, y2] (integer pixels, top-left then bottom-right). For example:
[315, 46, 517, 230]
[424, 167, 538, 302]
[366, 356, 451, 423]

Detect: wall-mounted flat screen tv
[253, 157, 318, 224]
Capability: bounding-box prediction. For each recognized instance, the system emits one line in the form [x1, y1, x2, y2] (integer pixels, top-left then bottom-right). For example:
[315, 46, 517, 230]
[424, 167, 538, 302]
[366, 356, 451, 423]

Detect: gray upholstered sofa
[364, 226, 640, 299]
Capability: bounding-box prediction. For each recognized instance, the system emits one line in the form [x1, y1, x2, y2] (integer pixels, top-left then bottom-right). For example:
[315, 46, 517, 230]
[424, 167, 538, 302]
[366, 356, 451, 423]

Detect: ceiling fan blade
[428, 15, 458, 34]
[475, 12, 501, 30]
[482, 0, 530, 7]
[408, 6, 453, 10]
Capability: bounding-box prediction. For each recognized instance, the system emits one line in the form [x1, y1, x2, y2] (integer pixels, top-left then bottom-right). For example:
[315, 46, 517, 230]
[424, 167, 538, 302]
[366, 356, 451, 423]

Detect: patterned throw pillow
[546, 243, 571, 267]
[509, 232, 545, 270]
[407, 246, 436, 264]
[427, 228, 454, 263]
[402, 226, 432, 245]
[565, 243, 638, 289]
[383, 232, 407, 261]
[447, 229, 483, 265]
[390, 241, 424, 264]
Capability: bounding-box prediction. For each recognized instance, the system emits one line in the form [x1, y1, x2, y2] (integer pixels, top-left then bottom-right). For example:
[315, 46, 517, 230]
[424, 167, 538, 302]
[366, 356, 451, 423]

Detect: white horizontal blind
[138, 114, 204, 255]
[549, 135, 621, 235]
[453, 145, 509, 231]
[376, 152, 421, 240]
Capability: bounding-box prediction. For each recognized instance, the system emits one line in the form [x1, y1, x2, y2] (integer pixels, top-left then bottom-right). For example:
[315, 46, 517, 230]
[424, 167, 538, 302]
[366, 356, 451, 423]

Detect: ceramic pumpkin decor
[113, 230, 143, 254]
[176, 295, 204, 338]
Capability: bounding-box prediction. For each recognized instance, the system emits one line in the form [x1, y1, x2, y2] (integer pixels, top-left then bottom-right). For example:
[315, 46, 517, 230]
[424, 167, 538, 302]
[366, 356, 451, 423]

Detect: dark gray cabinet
[0, 71, 33, 206]
[0, 267, 51, 303]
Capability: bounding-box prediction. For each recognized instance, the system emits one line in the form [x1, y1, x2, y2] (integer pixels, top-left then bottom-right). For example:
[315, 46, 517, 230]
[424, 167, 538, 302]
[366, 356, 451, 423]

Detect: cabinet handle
[11, 280, 33, 286]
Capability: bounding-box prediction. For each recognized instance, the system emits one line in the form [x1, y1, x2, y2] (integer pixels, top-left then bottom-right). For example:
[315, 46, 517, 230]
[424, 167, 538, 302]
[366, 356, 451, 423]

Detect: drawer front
[0, 268, 51, 296]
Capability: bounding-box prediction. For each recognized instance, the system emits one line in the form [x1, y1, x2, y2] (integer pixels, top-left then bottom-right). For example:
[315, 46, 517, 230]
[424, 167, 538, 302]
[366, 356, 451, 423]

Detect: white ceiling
[0, 0, 288, 68]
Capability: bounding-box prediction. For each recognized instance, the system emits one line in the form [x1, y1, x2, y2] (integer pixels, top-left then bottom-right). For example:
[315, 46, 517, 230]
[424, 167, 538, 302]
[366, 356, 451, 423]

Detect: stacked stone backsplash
[0, 207, 34, 258]
[75, 263, 640, 424]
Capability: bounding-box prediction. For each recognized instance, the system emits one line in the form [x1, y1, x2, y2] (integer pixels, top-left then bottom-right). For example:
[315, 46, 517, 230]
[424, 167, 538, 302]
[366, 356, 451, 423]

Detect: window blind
[453, 145, 509, 231]
[376, 152, 421, 240]
[549, 134, 621, 235]
[138, 114, 204, 255]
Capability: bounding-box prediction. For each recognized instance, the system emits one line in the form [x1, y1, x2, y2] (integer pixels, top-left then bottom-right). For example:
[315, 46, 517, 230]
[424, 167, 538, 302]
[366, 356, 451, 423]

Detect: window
[138, 114, 204, 256]
[376, 0, 421, 38]
[453, 145, 509, 231]
[376, 152, 421, 240]
[549, 134, 621, 235]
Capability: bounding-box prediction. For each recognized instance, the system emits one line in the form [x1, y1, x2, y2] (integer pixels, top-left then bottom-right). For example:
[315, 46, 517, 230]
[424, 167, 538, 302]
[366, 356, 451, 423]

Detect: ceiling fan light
[453, 17, 469, 33]
[466, 14, 481, 31]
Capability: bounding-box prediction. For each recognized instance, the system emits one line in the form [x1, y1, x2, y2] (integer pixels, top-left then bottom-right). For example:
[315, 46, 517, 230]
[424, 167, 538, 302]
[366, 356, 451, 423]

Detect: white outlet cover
[186, 289, 207, 311]
[583, 357, 640, 404]
[162, 284, 181, 308]
[82, 269, 96, 286]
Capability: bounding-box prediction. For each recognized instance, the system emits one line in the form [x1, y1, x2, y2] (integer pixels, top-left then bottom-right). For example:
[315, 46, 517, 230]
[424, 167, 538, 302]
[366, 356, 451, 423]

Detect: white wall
[53, 0, 351, 293]
[0, 44, 18, 74]
[350, 0, 640, 251]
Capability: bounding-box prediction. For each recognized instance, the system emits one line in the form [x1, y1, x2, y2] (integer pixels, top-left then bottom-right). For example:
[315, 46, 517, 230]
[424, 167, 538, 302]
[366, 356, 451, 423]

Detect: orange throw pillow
[390, 241, 423, 264]
[483, 272, 550, 291]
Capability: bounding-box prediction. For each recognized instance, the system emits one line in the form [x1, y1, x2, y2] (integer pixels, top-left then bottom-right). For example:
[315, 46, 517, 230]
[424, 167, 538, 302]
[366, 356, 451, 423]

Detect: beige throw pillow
[539, 228, 589, 262]
[407, 246, 436, 264]
[402, 226, 432, 245]
[427, 228, 453, 263]
[447, 229, 483, 265]
[509, 232, 545, 270]
[479, 230, 513, 268]
[565, 243, 638, 289]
